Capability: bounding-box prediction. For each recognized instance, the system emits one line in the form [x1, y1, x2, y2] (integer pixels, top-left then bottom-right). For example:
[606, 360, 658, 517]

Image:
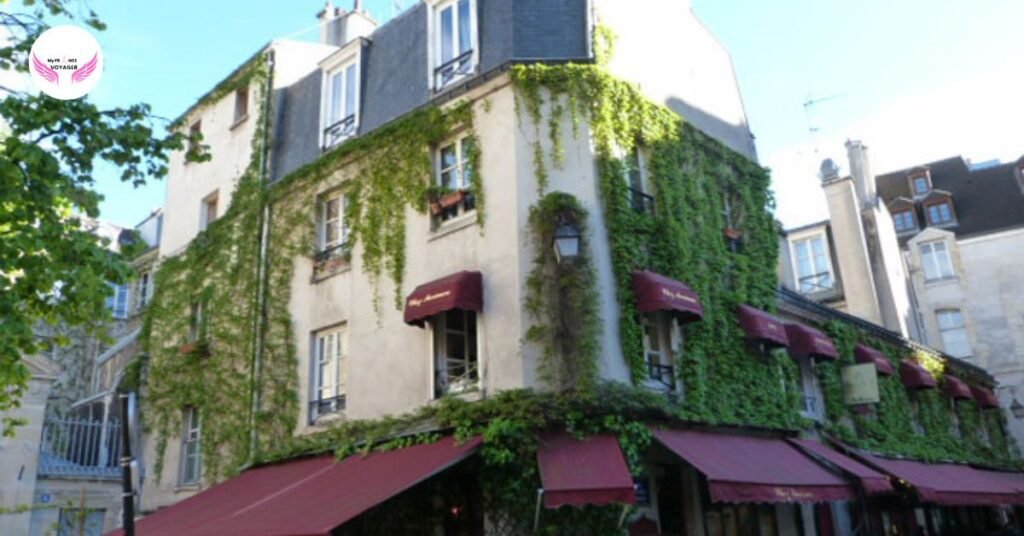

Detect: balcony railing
[797, 272, 833, 294]
[434, 50, 474, 90]
[309, 395, 346, 423]
[801, 395, 823, 419]
[323, 114, 357, 150]
[38, 416, 121, 479]
[436, 360, 479, 396]
[313, 242, 351, 263]
[629, 187, 656, 216]
[647, 362, 676, 391]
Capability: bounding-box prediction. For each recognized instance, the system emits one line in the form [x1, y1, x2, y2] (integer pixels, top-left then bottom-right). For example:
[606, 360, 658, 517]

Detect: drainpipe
[248, 48, 276, 465]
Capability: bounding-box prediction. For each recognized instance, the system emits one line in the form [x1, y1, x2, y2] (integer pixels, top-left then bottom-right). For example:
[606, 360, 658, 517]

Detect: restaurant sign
[842, 363, 880, 405]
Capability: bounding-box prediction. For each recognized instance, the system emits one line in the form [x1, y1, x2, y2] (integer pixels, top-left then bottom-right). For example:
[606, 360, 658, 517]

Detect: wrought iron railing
[313, 242, 351, 263]
[309, 395, 346, 422]
[323, 114, 357, 150]
[802, 395, 822, 419]
[798, 272, 833, 293]
[39, 416, 121, 478]
[434, 50, 474, 90]
[437, 360, 479, 396]
[629, 187, 655, 215]
[647, 362, 676, 391]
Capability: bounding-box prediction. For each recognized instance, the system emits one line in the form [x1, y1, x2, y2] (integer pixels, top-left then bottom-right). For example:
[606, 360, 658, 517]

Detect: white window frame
[319, 46, 361, 150]
[428, 0, 478, 91]
[317, 192, 351, 255]
[311, 325, 347, 422]
[106, 282, 130, 320]
[919, 240, 955, 282]
[434, 136, 476, 223]
[431, 309, 480, 398]
[180, 406, 201, 485]
[188, 301, 204, 343]
[641, 312, 679, 392]
[797, 357, 825, 420]
[936, 309, 971, 358]
[199, 190, 218, 232]
[233, 85, 249, 125]
[788, 231, 835, 294]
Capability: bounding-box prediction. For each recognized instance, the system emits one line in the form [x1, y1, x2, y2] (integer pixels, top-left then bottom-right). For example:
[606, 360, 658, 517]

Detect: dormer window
[925, 200, 955, 226]
[892, 209, 917, 234]
[432, 0, 477, 91]
[321, 51, 360, 150]
[910, 172, 931, 196]
[789, 233, 834, 294]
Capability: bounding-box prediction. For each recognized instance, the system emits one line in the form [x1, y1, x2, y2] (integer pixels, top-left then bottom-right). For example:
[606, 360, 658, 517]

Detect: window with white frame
[432, 0, 476, 90]
[322, 59, 359, 149]
[790, 234, 834, 293]
[625, 148, 655, 215]
[937, 309, 971, 358]
[797, 358, 824, 420]
[642, 313, 677, 391]
[180, 406, 201, 485]
[188, 301, 204, 343]
[433, 136, 476, 223]
[316, 192, 351, 260]
[233, 85, 249, 124]
[433, 309, 478, 398]
[106, 282, 130, 319]
[926, 201, 955, 226]
[199, 191, 218, 231]
[137, 270, 153, 310]
[919, 240, 955, 281]
[311, 326, 347, 421]
[892, 210, 917, 233]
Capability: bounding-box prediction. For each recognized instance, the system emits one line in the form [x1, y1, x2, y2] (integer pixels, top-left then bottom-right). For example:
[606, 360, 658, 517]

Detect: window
[200, 191, 218, 231]
[137, 271, 152, 309]
[911, 174, 930, 195]
[790, 234, 834, 293]
[317, 193, 351, 259]
[322, 60, 359, 149]
[919, 240, 954, 281]
[926, 201, 955, 226]
[180, 406, 201, 485]
[58, 508, 105, 536]
[798, 358, 824, 420]
[626, 149, 655, 215]
[233, 86, 249, 124]
[188, 301, 204, 343]
[433, 309, 478, 398]
[188, 120, 201, 154]
[433, 136, 476, 223]
[311, 326, 347, 421]
[106, 282, 130, 319]
[642, 313, 676, 391]
[433, 0, 476, 90]
[892, 210, 917, 233]
[937, 309, 971, 358]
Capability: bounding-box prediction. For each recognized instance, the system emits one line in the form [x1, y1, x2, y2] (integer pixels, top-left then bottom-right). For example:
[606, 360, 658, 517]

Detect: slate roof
[875, 156, 1024, 242]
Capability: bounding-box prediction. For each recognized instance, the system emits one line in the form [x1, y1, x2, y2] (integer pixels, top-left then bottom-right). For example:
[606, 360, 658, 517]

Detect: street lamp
[552, 222, 581, 264]
[1011, 398, 1024, 420]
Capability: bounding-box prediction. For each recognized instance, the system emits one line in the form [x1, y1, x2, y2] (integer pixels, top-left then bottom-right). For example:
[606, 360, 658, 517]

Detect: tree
[0, 1, 193, 433]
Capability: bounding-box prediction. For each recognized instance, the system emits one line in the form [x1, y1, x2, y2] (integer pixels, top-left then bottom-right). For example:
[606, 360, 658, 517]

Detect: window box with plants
[312, 242, 352, 279]
[179, 339, 211, 359]
[427, 185, 474, 217]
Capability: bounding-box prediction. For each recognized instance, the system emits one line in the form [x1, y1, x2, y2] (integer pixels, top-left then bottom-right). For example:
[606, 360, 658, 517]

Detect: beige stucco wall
[821, 176, 883, 325]
[28, 478, 121, 536]
[904, 228, 970, 356]
[0, 368, 55, 536]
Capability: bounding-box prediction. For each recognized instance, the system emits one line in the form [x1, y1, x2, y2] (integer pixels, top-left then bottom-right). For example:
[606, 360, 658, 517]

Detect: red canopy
[784, 323, 838, 361]
[652, 429, 853, 503]
[736, 305, 789, 348]
[856, 451, 1023, 506]
[109, 436, 481, 536]
[787, 439, 893, 495]
[855, 344, 894, 376]
[971, 386, 1000, 409]
[404, 271, 483, 327]
[631, 270, 703, 324]
[899, 360, 936, 390]
[945, 376, 973, 401]
[536, 433, 636, 508]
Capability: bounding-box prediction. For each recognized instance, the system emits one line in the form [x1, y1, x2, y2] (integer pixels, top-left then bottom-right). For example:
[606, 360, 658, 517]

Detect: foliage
[0, 1, 187, 433]
[524, 192, 600, 392]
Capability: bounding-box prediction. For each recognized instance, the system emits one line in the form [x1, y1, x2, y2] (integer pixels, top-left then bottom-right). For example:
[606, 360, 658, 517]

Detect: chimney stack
[316, 0, 377, 47]
[846, 140, 877, 209]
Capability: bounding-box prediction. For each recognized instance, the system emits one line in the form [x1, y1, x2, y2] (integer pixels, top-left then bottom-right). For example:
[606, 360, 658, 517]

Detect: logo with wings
[28, 25, 104, 100]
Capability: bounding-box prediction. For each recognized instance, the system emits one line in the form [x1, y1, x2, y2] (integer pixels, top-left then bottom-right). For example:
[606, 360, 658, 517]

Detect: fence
[38, 416, 121, 479]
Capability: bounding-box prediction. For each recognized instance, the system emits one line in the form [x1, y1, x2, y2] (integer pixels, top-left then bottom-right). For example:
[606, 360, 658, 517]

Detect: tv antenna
[802, 93, 846, 158]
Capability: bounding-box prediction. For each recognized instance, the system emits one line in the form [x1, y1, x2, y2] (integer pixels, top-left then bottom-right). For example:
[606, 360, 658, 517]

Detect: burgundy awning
[652, 429, 853, 503]
[856, 451, 1023, 506]
[854, 344, 894, 376]
[971, 386, 1000, 409]
[737, 305, 789, 348]
[108, 436, 482, 536]
[631, 270, 703, 324]
[404, 271, 483, 327]
[784, 323, 838, 361]
[536, 433, 636, 509]
[899, 360, 936, 390]
[945, 376, 973, 401]
[788, 439, 893, 495]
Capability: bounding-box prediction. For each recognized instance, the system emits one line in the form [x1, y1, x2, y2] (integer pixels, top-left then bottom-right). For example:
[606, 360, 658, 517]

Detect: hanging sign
[842, 363, 880, 405]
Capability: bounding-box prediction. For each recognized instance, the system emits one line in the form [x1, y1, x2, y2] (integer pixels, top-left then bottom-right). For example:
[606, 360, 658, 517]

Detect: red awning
[536, 433, 636, 508]
[787, 439, 893, 495]
[109, 436, 481, 536]
[404, 271, 483, 327]
[945, 376, 973, 401]
[784, 323, 838, 361]
[631, 270, 703, 324]
[736, 305, 789, 348]
[972, 386, 1000, 409]
[899, 360, 936, 390]
[855, 344, 894, 376]
[855, 451, 1023, 506]
[652, 429, 853, 503]
[981, 470, 1024, 499]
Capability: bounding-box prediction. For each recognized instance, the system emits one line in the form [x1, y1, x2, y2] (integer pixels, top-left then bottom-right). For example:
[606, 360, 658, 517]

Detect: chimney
[318, 1, 344, 46]
[846, 140, 877, 209]
[316, 0, 377, 47]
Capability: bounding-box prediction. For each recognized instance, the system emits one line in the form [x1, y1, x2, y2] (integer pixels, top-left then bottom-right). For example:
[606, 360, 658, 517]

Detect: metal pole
[119, 393, 135, 536]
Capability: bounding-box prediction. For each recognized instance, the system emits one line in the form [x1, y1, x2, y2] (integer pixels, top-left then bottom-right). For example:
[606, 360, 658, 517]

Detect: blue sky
[84, 0, 1024, 228]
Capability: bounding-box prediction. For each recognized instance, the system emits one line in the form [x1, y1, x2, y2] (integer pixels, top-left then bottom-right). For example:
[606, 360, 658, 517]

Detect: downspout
[248, 48, 276, 465]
